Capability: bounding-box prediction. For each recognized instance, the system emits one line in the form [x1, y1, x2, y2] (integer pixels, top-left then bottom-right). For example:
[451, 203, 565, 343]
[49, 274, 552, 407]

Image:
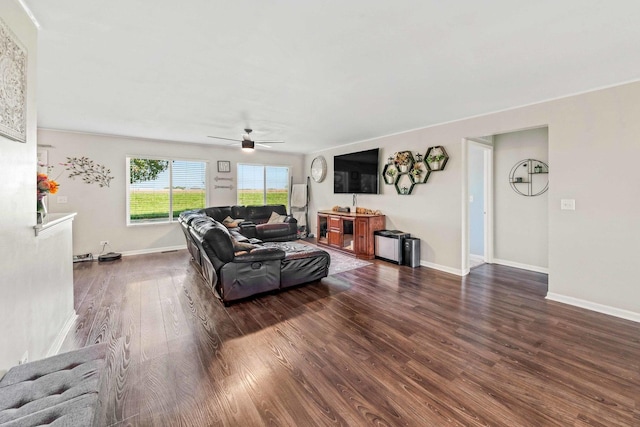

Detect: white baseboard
[546, 293, 640, 323]
[420, 260, 465, 276]
[469, 254, 485, 263]
[113, 244, 187, 258]
[47, 310, 77, 357]
[493, 258, 549, 274]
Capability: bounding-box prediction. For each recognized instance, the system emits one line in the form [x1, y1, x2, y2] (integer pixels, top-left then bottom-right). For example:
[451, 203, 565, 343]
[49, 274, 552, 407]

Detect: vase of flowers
[394, 151, 411, 172]
[37, 171, 59, 223]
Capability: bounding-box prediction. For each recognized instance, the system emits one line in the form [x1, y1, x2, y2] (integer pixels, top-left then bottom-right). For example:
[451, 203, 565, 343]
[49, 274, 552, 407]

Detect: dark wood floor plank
[60, 250, 640, 427]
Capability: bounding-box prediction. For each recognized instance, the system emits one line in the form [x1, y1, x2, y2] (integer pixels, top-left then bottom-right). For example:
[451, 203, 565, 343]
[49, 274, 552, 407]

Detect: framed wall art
[217, 160, 231, 173]
[0, 18, 27, 143]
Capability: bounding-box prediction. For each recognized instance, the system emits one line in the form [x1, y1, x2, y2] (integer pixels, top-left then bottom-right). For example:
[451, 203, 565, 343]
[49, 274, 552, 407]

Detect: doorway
[461, 138, 493, 274]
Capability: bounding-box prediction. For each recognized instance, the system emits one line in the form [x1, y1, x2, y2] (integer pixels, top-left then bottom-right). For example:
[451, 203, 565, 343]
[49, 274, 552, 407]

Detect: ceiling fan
[207, 128, 285, 150]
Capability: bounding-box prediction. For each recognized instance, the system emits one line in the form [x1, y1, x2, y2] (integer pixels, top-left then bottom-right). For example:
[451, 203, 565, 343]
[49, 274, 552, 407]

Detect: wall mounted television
[334, 148, 379, 194]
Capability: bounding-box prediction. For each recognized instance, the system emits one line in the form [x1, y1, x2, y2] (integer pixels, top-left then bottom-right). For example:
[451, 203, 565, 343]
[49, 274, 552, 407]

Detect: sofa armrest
[283, 216, 297, 224]
[239, 222, 257, 238]
[233, 247, 285, 263]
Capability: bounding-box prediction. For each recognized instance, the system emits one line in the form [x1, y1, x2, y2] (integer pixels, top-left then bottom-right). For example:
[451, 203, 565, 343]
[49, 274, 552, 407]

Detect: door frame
[461, 138, 494, 275]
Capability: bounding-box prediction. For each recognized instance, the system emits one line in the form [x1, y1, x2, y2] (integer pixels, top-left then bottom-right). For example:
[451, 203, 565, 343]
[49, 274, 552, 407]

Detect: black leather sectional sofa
[178, 205, 330, 305]
[202, 204, 298, 242]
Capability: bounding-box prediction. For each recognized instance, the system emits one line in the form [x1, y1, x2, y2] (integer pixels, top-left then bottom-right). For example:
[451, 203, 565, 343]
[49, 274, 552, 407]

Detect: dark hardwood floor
[62, 250, 640, 426]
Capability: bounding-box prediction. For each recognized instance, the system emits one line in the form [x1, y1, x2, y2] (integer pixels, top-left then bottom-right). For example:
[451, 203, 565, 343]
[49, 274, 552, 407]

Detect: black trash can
[403, 237, 421, 268]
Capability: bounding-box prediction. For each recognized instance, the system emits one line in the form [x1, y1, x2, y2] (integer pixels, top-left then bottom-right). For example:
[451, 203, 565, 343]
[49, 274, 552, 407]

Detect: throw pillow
[222, 216, 243, 228]
[267, 211, 286, 224]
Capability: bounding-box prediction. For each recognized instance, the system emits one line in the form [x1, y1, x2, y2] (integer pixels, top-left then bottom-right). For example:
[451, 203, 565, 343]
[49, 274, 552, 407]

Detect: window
[127, 157, 207, 224]
[237, 164, 289, 208]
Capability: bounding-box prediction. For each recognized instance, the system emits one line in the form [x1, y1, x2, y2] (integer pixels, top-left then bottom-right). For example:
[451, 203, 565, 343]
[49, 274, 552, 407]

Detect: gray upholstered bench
[0, 343, 108, 427]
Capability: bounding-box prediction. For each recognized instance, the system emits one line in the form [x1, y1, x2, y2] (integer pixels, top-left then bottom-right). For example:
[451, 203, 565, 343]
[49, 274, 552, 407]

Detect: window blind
[127, 158, 207, 224]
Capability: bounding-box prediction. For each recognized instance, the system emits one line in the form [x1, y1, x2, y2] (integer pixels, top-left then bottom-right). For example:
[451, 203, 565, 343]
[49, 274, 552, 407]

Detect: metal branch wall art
[65, 156, 114, 187]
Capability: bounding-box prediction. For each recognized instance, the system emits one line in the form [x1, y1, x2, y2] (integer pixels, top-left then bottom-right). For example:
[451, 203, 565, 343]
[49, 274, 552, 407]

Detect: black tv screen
[334, 148, 379, 194]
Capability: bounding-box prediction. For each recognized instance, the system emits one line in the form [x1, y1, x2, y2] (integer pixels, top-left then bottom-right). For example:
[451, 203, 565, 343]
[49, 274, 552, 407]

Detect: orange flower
[36, 172, 60, 196]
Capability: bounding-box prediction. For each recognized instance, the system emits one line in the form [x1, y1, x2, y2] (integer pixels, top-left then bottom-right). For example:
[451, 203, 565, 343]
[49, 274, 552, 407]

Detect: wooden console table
[317, 211, 385, 259]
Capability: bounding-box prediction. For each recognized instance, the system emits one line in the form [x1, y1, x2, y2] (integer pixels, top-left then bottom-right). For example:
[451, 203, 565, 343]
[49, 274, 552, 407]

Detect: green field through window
[237, 164, 289, 209]
[128, 158, 207, 223]
[129, 190, 206, 220]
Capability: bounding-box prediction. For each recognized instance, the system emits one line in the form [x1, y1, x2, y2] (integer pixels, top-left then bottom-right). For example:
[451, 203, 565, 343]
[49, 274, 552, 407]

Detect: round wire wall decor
[509, 159, 549, 196]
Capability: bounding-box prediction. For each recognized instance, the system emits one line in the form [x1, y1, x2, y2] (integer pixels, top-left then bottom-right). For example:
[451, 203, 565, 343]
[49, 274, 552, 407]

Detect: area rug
[304, 243, 372, 275]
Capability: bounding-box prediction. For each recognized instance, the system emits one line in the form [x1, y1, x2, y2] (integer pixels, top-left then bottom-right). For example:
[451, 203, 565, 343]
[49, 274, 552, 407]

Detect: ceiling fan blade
[207, 136, 242, 142]
[255, 140, 285, 144]
[255, 143, 274, 149]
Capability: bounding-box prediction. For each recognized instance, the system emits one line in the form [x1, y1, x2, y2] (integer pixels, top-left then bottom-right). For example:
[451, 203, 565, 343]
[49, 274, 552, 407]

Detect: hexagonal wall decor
[409, 154, 431, 184]
[382, 163, 399, 185]
[395, 173, 415, 195]
[425, 146, 449, 171]
[381, 150, 443, 193]
[393, 150, 415, 173]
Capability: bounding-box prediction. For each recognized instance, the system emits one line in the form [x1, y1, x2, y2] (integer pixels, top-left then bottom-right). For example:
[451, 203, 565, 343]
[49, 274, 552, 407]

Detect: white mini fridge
[374, 230, 410, 264]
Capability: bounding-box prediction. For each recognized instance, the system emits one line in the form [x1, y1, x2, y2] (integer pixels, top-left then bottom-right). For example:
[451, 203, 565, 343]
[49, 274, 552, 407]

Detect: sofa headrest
[201, 206, 233, 222]
[242, 205, 287, 219]
[190, 217, 235, 262]
[178, 210, 205, 225]
[231, 205, 246, 219]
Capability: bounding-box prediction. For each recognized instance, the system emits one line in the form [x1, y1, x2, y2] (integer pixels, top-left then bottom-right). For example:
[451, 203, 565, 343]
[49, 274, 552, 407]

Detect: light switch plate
[57, 195, 68, 204]
[561, 199, 575, 210]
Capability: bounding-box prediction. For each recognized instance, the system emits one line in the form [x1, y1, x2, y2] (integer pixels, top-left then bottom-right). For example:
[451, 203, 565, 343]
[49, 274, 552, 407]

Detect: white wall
[468, 145, 485, 257]
[494, 127, 548, 270]
[37, 130, 305, 256]
[0, 0, 74, 371]
[306, 80, 640, 318]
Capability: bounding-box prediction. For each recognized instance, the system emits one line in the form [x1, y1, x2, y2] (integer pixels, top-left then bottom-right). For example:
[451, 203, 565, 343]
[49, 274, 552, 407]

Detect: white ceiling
[25, 0, 640, 153]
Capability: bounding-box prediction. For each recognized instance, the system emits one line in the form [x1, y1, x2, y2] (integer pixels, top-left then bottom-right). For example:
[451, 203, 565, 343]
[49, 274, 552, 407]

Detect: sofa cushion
[0, 343, 107, 427]
[267, 211, 287, 224]
[262, 242, 330, 288]
[178, 210, 205, 226]
[191, 217, 235, 263]
[1, 393, 99, 427]
[222, 216, 244, 228]
[243, 205, 287, 221]
[231, 205, 247, 219]
[201, 206, 233, 222]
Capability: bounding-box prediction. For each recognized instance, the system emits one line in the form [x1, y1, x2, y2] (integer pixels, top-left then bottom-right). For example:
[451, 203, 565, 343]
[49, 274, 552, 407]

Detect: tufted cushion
[0, 394, 98, 427]
[0, 343, 107, 427]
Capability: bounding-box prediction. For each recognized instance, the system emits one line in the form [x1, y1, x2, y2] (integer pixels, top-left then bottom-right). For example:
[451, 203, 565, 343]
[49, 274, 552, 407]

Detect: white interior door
[462, 138, 493, 274]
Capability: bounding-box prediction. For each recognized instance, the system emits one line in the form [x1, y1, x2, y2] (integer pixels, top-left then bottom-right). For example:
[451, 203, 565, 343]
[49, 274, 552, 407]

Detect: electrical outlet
[100, 240, 109, 246]
[19, 351, 28, 365]
[57, 195, 68, 204]
[560, 199, 575, 210]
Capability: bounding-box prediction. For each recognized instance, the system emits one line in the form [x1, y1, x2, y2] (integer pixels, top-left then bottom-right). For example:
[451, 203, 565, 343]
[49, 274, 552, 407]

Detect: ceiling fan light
[241, 140, 254, 150]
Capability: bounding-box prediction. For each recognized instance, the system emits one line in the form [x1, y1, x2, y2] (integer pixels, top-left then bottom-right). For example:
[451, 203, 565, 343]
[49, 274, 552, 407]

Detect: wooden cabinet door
[328, 230, 342, 247]
[355, 218, 369, 256]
